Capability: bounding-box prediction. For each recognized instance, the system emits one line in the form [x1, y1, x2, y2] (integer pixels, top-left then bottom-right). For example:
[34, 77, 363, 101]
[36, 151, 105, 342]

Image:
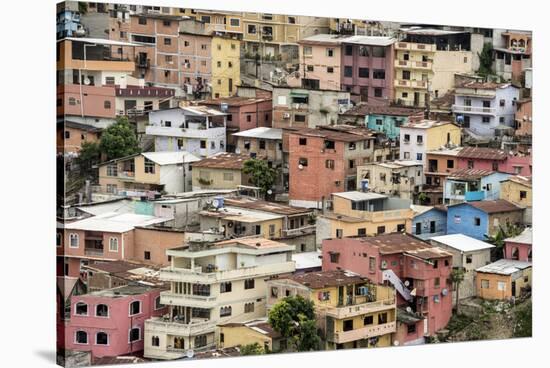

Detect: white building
[146, 106, 228, 158]
[357, 160, 423, 200]
[452, 82, 519, 137]
[143, 237, 295, 360]
[399, 120, 459, 164]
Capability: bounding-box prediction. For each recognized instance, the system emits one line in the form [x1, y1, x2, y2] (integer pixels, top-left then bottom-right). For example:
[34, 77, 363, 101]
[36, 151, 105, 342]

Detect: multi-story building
[322, 233, 454, 345]
[97, 151, 200, 195]
[424, 146, 462, 199]
[453, 82, 519, 137]
[492, 31, 532, 83]
[114, 84, 175, 119]
[146, 105, 227, 157]
[287, 125, 378, 208]
[57, 120, 101, 155]
[315, 191, 414, 246]
[443, 168, 510, 204]
[295, 34, 343, 91]
[499, 175, 532, 224]
[64, 285, 167, 358]
[266, 271, 397, 350]
[399, 120, 461, 164]
[515, 98, 532, 137]
[211, 35, 241, 98]
[356, 161, 424, 200]
[456, 146, 532, 176]
[272, 86, 351, 129]
[143, 237, 295, 360]
[56, 2, 85, 39]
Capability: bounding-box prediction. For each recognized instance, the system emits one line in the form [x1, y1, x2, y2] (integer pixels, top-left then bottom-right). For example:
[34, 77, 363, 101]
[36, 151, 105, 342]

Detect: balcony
[118, 171, 135, 181]
[394, 60, 432, 70]
[323, 298, 396, 319]
[136, 57, 151, 69]
[146, 125, 224, 139]
[160, 261, 296, 283]
[146, 317, 216, 337]
[395, 42, 436, 52]
[281, 225, 316, 237]
[84, 248, 104, 257]
[329, 321, 397, 344]
[452, 105, 496, 116]
[394, 79, 428, 89]
[465, 191, 485, 201]
[160, 291, 217, 308]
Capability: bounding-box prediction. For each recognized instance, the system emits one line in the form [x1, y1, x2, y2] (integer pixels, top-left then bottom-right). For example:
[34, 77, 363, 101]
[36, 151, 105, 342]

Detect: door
[512, 281, 517, 297]
[338, 286, 344, 306]
[228, 78, 233, 93]
[430, 221, 436, 233]
[360, 87, 369, 102]
[414, 92, 420, 107]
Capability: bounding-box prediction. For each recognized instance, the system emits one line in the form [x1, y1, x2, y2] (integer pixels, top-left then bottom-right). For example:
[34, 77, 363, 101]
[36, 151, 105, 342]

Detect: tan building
[499, 175, 532, 224]
[211, 35, 241, 98]
[476, 259, 532, 300]
[217, 319, 284, 352]
[266, 270, 396, 350]
[57, 121, 101, 155]
[191, 152, 252, 191]
[357, 160, 424, 200]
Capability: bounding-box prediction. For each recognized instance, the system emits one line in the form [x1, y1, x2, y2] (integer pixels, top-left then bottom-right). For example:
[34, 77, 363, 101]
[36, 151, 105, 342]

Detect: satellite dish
[394, 341, 400, 346]
[406, 306, 412, 313]
[404, 280, 410, 287]
[219, 226, 226, 233]
[186, 349, 194, 359]
[235, 148, 241, 154]
[83, 77, 91, 85]
[267, 189, 273, 195]
[298, 164, 304, 170]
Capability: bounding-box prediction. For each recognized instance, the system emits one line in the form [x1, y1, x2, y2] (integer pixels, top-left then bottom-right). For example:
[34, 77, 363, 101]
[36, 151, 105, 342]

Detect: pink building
[456, 146, 532, 176]
[58, 84, 116, 118]
[322, 233, 453, 345]
[515, 99, 532, 137]
[504, 228, 532, 262]
[64, 285, 167, 358]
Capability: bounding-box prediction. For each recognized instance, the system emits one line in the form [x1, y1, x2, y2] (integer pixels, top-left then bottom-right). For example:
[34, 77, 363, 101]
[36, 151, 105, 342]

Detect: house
[191, 152, 252, 191]
[217, 319, 285, 352]
[211, 35, 241, 98]
[423, 146, 463, 204]
[411, 205, 447, 239]
[499, 175, 532, 224]
[515, 98, 532, 137]
[266, 270, 397, 350]
[475, 259, 532, 300]
[443, 168, 510, 204]
[504, 228, 532, 262]
[114, 84, 175, 118]
[430, 234, 494, 302]
[322, 233, 454, 345]
[399, 120, 461, 164]
[456, 146, 532, 176]
[339, 104, 424, 140]
[146, 105, 227, 157]
[143, 237, 295, 360]
[316, 191, 414, 246]
[356, 160, 424, 200]
[200, 97, 273, 152]
[58, 121, 101, 155]
[292, 250, 322, 273]
[287, 125, 379, 208]
[272, 86, 351, 129]
[447, 200, 524, 240]
[82, 260, 165, 292]
[64, 285, 167, 358]
[56, 3, 85, 39]
[453, 82, 519, 137]
[492, 31, 532, 83]
[97, 151, 200, 195]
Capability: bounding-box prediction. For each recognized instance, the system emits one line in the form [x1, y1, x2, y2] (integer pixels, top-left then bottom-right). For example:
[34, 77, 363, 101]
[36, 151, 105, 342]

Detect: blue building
[444, 169, 510, 205]
[447, 200, 523, 240]
[412, 205, 447, 240]
[57, 9, 85, 39]
[339, 104, 424, 140]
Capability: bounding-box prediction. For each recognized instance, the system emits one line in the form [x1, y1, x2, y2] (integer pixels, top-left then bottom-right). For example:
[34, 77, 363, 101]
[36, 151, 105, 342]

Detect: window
[303, 46, 312, 56]
[288, 16, 296, 24]
[447, 160, 454, 169]
[244, 302, 255, 313]
[397, 224, 405, 232]
[349, 159, 355, 169]
[144, 251, 151, 260]
[415, 222, 422, 235]
[75, 302, 88, 316]
[378, 312, 388, 324]
[344, 45, 353, 56]
[402, 92, 408, 98]
[306, 64, 314, 72]
[327, 66, 334, 73]
[244, 279, 255, 290]
[497, 281, 506, 291]
[434, 277, 440, 288]
[96, 332, 108, 345]
[482, 116, 490, 123]
[336, 229, 343, 238]
[364, 315, 374, 325]
[407, 324, 416, 334]
[102, 100, 111, 109]
[138, 17, 147, 25]
[403, 134, 410, 143]
[220, 282, 232, 293]
[326, 48, 334, 57]
[417, 135, 423, 144]
[343, 319, 354, 332]
[247, 24, 257, 34]
[403, 152, 410, 159]
[220, 306, 232, 317]
[96, 304, 109, 317]
[416, 153, 423, 161]
[75, 331, 88, 344]
[374, 88, 383, 97]
[358, 68, 369, 78]
[69, 233, 79, 248]
[56, 232, 62, 247]
[230, 18, 240, 27]
[466, 255, 473, 264]
[144, 158, 155, 174]
[369, 257, 376, 271]
[402, 70, 411, 80]
[344, 66, 353, 78]
[359, 46, 369, 56]
[520, 190, 527, 200]
[200, 140, 207, 149]
[294, 114, 306, 123]
[109, 237, 118, 252]
[223, 172, 234, 181]
[210, 141, 216, 150]
[163, 38, 172, 46]
[481, 279, 490, 289]
[129, 301, 141, 316]
[474, 217, 481, 226]
[373, 69, 385, 79]
[165, 55, 173, 64]
[129, 328, 140, 342]
[151, 336, 160, 347]
[326, 159, 335, 169]
[357, 228, 366, 236]
[269, 224, 275, 236]
[467, 160, 474, 169]
[372, 46, 386, 58]
[298, 158, 308, 167]
[349, 142, 356, 151]
[377, 226, 385, 234]
[201, 15, 211, 23]
[105, 76, 115, 85]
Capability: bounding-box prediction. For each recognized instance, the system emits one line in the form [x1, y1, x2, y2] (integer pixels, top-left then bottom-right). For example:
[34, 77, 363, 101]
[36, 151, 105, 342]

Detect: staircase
[382, 269, 412, 302]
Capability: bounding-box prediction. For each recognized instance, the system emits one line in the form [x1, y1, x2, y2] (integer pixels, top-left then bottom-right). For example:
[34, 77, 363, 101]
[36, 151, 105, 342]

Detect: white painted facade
[399, 126, 427, 164]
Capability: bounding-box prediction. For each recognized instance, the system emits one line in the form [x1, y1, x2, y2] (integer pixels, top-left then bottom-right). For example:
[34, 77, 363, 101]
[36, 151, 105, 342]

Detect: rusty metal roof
[287, 270, 366, 289]
[191, 152, 254, 170]
[356, 233, 453, 259]
[457, 146, 508, 160]
[223, 197, 312, 216]
[447, 168, 495, 180]
[467, 199, 522, 214]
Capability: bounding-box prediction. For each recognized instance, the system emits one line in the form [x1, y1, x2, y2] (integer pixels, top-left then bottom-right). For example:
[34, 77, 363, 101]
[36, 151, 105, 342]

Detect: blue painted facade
[446, 203, 489, 240]
[365, 114, 410, 140]
[444, 172, 510, 204]
[413, 208, 447, 240]
[56, 10, 84, 39]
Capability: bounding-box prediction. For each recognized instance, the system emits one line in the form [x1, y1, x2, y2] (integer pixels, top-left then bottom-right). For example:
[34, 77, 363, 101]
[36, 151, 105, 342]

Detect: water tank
[361, 179, 369, 192]
[213, 196, 224, 209]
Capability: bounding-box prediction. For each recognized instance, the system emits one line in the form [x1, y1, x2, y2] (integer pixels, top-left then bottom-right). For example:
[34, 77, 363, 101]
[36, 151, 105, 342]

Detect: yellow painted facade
[500, 180, 532, 208]
[192, 167, 244, 190]
[476, 267, 532, 300]
[98, 155, 162, 192]
[56, 40, 135, 72]
[218, 325, 275, 350]
[425, 123, 462, 151]
[211, 36, 241, 98]
[394, 41, 436, 107]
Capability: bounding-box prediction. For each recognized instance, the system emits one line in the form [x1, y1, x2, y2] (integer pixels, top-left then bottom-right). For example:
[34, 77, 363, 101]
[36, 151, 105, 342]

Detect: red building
[504, 228, 532, 262]
[321, 233, 453, 345]
[456, 146, 532, 176]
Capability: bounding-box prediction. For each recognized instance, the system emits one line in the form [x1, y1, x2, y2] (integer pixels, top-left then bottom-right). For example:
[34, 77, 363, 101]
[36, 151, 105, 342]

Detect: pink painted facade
[64, 286, 167, 358]
[504, 241, 532, 262]
[58, 84, 116, 118]
[456, 155, 532, 176]
[515, 99, 532, 136]
[321, 235, 453, 342]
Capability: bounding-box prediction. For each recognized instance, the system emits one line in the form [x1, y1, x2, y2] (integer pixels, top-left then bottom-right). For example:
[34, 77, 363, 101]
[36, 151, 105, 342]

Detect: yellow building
[211, 35, 241, 98]
[476, 259, 532, 300]
[97, 152, 200, 195]
[218, 319, 285, 352]
[394, 41, 436, 107]
[500, 176, 532, 223]
[190, 152, 252, 191]
[267, 270, 397, 350]
[175, 9, 244, 36]
[316, 191, 414, 247]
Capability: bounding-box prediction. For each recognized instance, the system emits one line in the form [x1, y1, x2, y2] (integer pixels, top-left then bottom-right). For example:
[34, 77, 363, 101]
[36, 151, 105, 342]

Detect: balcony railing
[395, 42, 436, 52]
[146, 317, 216, 336]
[452, 105, 496, 115]
[281, 225, 316, 237]
[118, 171, 135, 179]
[84, 248, 104, 256]
[160, 291, 217, 308]
[323, 298, 396, 319]
[329, 321, 397, 344]
[465, 190, 485, 201]
[394, 60, 432, 70]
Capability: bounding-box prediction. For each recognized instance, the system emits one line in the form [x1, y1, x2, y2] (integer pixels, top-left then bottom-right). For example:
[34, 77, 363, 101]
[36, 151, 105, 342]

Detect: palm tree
[450, 267, 465, 314]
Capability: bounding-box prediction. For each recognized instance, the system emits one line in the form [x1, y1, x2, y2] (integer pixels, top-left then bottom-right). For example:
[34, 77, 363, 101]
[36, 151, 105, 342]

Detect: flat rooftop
[232, 127, 283, 140]
[89, 284, 157, 298]
[223, 197, 312, 216]
[430, 234, 495, 252]
[63, 212, 172, 233]
[287, 270, 366, 289]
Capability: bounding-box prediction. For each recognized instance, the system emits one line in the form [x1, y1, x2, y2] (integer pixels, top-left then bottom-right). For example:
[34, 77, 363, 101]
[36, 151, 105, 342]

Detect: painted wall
[476, 268, 531, 300]
[412, 209, 447, 240]
[133, 228, 186, 266]
[211, 37, 241, 98]
[299, 41, 342, 91]
[191, 167, 244, 191]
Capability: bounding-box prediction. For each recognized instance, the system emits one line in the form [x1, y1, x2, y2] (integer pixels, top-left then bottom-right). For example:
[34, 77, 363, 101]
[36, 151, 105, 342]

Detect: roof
[142, 151, 200, 165]
[373, 160, 423, 169]
[426, 147, 463, 157]
[213, 237, 292, 250]
[397, 307, 424, 324]
[505, 228, 532, 245]
[93, 356, 147, 365]
[447, 168, 495, 180]
[466, 199, 522, 214]
[218, 318, 281, 339]
[287, 270, 366, 289]
[89, 284, 158, 298]
[179, 105, 227, 116]
[60, 37, 139, 47]
[332, 191, 388, 201]
[456, 81, 513, 90]
[401, 120, 457, 129]
[201, 206, 284, 222]
[475, 259, 531, 275]
[191, 152, 252, 170]
[503, 175, 532, 188]
[223, 197, 312, 216]
[457, 147, 508, 160]
[430, 234, 495, 252]
[401, 27, 467, 36]
[292, 251, 322, 270]
[299, 34, 348, 44]
[341, 103, 424, 117]
[411, 205, 434, 216]
[232, 127, 283, 140]
[290, 125, 378, 142]
[64, 212, 171, 233]
[84, 260, 165, 287]
[342, 35, 396, 46]
[200, 96, 271, 107]
[61, 120, 102, 133]
[77, 199, 136, 216]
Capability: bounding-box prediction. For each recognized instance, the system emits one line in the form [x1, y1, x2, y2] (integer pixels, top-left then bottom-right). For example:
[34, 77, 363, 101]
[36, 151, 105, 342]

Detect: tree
[450, 267, 465, 314]
[242, 158, 277, 198]
[268, 295, 320, 352]
[99, 117, 140, 160]
[477, 43, 494, 77]
[77, 141, 101, 178]
[240, 342, 265, 356]
[484, 222, 524, 260]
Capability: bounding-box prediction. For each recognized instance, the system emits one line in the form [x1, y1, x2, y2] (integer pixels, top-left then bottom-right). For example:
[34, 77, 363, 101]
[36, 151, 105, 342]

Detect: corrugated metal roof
[505, 228, 532, 245]
[142, 151, 200, 165]
[476, 259, 531, 275]
[232, 127, 283, 140]
[64, 212, 172, 233]
[431, 234, 495, 252]
[332, 191, 388, 201]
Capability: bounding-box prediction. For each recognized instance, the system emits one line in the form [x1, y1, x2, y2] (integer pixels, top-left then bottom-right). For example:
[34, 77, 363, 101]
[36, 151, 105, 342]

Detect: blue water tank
[214, 196, 224, 209]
